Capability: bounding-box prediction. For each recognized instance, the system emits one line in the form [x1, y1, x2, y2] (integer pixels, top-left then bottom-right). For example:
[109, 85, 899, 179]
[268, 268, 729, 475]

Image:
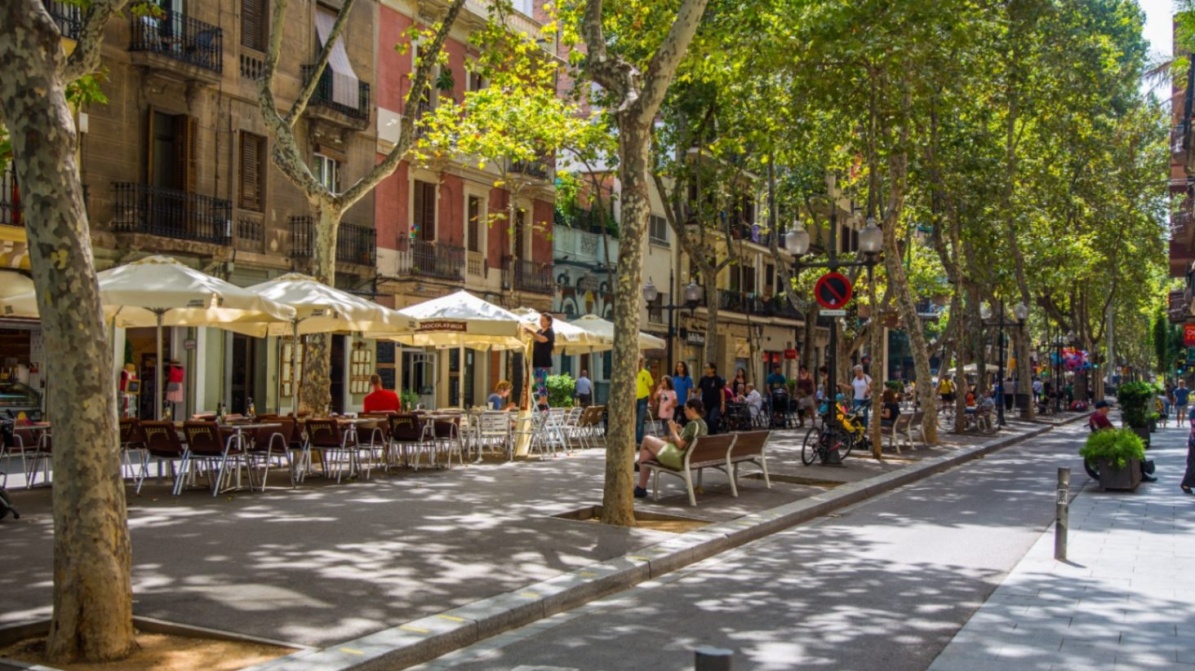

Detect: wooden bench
[726, 430, 771, 497]
[879, 413, 914, 454]
[643, 433, 738, 506]
[906, 410, 927, 447]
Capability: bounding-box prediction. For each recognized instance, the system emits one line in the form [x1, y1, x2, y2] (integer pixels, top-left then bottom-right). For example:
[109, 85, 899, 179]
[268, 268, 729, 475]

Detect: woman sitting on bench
[633, 398, 708, 498]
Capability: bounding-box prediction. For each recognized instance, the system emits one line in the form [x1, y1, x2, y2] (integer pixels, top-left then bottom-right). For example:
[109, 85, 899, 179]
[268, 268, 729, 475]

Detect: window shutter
[467, 196, 481, 253]
[242, 0, 266, 51]
[240, 133, 262, 211]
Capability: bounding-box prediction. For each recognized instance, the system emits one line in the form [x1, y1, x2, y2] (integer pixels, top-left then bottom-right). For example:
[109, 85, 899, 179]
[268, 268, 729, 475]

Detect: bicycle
[801, 403, 866, 465]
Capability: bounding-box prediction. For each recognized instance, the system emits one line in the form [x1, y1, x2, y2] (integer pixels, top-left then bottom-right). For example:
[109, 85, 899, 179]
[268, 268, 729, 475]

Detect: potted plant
[1116, 381, 1155, 449]
[400, 389, 420, 412]
[1079, 428, 1145, 491]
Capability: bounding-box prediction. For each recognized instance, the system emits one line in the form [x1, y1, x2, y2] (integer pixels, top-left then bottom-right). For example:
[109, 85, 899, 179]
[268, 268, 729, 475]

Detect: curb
[243, 417, 1082, 671]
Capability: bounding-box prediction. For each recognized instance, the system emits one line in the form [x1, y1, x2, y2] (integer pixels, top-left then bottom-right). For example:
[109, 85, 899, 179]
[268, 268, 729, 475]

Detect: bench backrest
[685, 433, 737, 466]
[728, 430, 769, 458]
[893, 413, 912, 430]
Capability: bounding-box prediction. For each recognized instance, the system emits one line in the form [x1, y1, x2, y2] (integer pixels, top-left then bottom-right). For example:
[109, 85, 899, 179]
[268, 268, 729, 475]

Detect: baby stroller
[770, 389, 793, 428]
[0, 415, 20, 520]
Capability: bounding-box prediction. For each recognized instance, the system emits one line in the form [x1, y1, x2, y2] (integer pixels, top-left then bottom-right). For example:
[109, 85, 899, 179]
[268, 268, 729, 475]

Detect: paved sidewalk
[929, 424, 1195, 671]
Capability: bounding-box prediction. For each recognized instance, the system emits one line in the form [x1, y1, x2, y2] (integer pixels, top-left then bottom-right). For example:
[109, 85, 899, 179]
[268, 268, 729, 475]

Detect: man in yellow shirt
[938, 375, 956, 410]
[636, 355, 654, 444]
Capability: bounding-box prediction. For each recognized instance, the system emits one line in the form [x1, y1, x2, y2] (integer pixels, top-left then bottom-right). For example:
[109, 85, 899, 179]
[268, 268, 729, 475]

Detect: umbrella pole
[155, 310, 164, 420]
[291, 320, 300, 416]
[515, 338, 534, 457]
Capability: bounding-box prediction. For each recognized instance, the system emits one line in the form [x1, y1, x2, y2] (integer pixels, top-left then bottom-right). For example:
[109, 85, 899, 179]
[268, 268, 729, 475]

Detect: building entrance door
[403, 351, 436, 409]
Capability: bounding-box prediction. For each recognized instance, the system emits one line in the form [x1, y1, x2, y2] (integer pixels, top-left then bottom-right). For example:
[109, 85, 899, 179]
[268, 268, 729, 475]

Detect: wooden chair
[136, 420, 186, 494]
[246, 418, 297, 490]
[181, 420, 246, 497]
[304, 418, 359, 482]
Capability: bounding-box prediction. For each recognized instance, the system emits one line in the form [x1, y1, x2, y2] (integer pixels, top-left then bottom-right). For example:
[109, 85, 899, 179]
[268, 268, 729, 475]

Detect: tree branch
[62, 0, 128, 82]
[635, 0, 710, 123]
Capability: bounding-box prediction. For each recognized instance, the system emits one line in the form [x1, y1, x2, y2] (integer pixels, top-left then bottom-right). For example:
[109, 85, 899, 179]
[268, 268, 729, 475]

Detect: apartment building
[371, 0, 557, 408]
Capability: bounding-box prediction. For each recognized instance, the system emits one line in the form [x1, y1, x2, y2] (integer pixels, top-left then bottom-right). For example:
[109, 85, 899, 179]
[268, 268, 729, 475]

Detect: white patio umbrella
[389, 290, 527, 350]
[232, 273, 416, 413]
[571, 314, 666, 351]
[0, 255, 296, 418]
[512, 308, 610, 354]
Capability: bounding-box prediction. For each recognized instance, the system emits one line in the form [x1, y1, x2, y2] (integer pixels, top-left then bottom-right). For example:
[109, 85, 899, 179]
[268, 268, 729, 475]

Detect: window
[313, 153, 339, 192]
[467, 195, 482, 253]
[413, 179, 436, 241]
[241, 0, 268, 52]
[649, 215, 668, 245]
[148, 111, 195, 193]
[239, 132, 266, 211]
[467, 68, 487, 93]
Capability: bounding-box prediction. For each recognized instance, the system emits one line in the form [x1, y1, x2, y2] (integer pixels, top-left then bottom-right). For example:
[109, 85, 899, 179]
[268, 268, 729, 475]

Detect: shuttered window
[467, 195, 482, 253]
[239, 132, 265, 211]
[413, 179, 436, 241]
[242, 0, 268, 51]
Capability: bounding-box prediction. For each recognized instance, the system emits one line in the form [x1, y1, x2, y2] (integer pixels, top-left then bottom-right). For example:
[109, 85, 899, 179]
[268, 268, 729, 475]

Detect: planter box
[1097, 456, 1141, 491]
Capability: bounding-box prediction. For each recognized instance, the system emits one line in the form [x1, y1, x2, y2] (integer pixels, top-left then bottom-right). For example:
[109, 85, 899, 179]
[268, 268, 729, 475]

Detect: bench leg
[683, 467, 697, 507]
[727, 460, 739, 498]
[759, 455, 771, 488]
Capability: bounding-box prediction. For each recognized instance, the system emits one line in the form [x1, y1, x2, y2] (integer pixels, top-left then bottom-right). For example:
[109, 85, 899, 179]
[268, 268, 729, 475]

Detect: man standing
[1176, 380, 1190, 427]
[575, 369, 593, 407]
[840, 364, 872, 426]
[363, 374, 401, 413]
[635, 356, 654, 444]
[524, 313, 555, 409]
[766, 364, 787, 392]
[699, 362, 727, 434]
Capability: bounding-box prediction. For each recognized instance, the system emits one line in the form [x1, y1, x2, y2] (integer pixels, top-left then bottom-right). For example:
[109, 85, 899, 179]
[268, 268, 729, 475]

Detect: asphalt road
[413, 422, 1093, 671]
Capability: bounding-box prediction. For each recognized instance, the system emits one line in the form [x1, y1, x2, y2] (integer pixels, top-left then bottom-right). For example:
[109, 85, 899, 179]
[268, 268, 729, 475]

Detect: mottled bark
[300, 202, 341, 413]
[584, 0, 709, 526]
[867, 280, 885, 458]
[0, 0, 135, 662]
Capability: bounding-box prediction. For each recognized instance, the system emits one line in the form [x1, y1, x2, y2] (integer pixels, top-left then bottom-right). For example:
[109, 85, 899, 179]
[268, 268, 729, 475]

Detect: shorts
[941, 393, 956, 403]
[657, 443, 684, 469]
[533, 367, 550, 401]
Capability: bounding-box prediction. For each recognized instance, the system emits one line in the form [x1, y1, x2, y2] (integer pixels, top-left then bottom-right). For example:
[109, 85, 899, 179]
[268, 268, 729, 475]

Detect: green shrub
[885, 380, 904, 392]
[400, 389, 420, 411]
[1116, 381, 1156, 428]
[546, 374, 576, 407]
[1080, 428, 1146, 469]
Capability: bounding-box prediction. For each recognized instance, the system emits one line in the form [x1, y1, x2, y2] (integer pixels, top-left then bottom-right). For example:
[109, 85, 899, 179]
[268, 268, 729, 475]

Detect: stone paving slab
[0, 413, 1081, 671]
[927, 423, 1195, 671]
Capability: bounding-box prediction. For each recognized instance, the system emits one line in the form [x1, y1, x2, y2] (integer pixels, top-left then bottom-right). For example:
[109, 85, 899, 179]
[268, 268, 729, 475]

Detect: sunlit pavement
[0, 414, 1080, 662]
[928, 422, 1195, 671]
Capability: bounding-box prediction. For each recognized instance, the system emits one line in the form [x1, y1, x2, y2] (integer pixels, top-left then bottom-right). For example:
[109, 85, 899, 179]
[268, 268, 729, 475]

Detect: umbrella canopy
[512, 308, 610, 354]
[234, 273, 415, 337]
[960, 362, 999, 374]
[390, 290, 526, 350]
[0, 255, 296, 418]
[571, 314, 666, 351]
[0, 271, 33, 302]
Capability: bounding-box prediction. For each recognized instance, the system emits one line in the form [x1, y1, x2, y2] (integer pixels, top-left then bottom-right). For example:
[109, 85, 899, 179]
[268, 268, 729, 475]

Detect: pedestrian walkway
[929, 424, 1195, 671]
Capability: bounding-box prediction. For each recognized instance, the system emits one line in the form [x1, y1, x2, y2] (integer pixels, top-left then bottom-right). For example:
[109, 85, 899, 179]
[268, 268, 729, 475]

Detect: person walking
[796, 365, 815, 427]
[839, 364, 872, 426]
[635, 356, 654, 445]
[574, 369, 593, 407]
[1175, 380, 1190, 429]
[699, 362, 727, 434]
[672, 362, 694, 426]
[655, 376, 678, 424]
[524, 313, 555, 409]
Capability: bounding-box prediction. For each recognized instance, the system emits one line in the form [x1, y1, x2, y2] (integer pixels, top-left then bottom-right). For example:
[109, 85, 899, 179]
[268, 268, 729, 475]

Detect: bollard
[1055, 467, 1070, 561]
[695, 646, 733, 671]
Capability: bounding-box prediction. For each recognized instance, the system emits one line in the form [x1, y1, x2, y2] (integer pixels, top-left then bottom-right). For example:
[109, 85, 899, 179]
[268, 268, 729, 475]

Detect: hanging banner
[1185, 323, 1195, 347]
[784, 348, 798, 360]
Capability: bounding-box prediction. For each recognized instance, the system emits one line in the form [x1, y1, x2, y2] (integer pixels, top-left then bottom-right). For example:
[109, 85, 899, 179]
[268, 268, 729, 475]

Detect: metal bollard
[1055, 467, 1070, 561]
[695, 646, 733, 671]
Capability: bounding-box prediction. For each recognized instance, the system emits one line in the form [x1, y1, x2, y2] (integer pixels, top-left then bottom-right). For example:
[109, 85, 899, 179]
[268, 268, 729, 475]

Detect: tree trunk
[867, 281, 884, 458]
[301, 202, 340, 414]
[0, 2, 136, 661]
[600, 121, 651, 527]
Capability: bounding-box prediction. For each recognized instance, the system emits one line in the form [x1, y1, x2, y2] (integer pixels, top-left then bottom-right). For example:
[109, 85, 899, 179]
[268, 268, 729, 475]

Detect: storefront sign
[784, 348, 798, 360]
[418, 320, 468, 332]
[685, 331, 705, 346]
[1185, 323, 1195, 347]
[183, 338, 196, 350]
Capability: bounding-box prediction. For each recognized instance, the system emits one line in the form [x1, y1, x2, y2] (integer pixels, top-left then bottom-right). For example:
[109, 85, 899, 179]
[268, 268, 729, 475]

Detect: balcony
[718, 290, 754, 314]
[729, 222, 773, 247]
[510, 258, 553, 294]
[288, 217, 377, 266]
[509, 155, 553, 181]
[647, 293, 667, 324]
[46, 1, 83, 41]
[301, 66, 371, 127]
[234, 214, 265, 253]
[128, 10, 223, 77]
[395, 238, 465, 281]
[112, 183, 231, 245]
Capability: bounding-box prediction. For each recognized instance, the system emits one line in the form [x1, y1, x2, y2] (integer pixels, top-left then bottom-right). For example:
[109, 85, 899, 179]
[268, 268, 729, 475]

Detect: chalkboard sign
[378, 368, 396, 390]
[376, 341, 395, 365]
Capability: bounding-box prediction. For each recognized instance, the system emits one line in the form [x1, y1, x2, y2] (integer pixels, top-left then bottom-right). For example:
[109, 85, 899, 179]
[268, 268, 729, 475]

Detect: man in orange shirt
[363, 374, 400, 413]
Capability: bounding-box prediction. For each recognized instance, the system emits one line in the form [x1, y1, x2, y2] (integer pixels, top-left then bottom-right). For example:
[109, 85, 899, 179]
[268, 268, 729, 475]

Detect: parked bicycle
[801, 401, 866, 465]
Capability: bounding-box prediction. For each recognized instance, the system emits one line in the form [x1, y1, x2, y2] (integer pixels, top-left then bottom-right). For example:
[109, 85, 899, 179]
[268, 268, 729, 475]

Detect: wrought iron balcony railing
[395, 237, 464, 281]
[46, 1, 84, 40]
[289, 218, 377, 266]
[129, 9, 223, 73]
[112, 182, 231, 244]
[511, 258, 553, 294]
[301, 66, 371, 121]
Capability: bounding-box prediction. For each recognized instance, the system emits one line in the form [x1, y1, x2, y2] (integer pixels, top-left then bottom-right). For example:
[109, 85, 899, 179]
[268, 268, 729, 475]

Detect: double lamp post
[782, 174, 883, 455]
[980, 300, 1029, 426]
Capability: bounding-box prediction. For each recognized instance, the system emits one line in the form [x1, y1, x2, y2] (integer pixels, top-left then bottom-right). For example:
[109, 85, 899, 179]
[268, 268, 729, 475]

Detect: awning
[0, 226, 29, 270]
[314, 8, 360, 110]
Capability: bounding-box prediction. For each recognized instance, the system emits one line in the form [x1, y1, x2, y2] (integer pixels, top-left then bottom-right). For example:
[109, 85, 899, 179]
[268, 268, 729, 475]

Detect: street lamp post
[1054, 332, 1065, 413]
[981, 300, 1029, 426]
[784, 174, 882, 461]
[643, 275, 704, 375]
